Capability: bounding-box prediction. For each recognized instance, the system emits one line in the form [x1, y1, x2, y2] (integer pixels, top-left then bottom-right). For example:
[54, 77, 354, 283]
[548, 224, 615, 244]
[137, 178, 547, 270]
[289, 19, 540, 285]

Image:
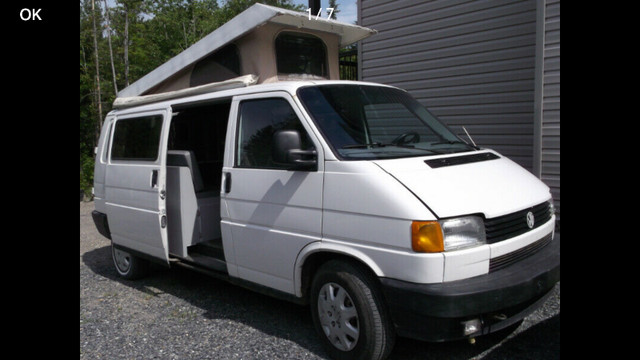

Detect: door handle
[150, 169, 158, 188]
[223, 172, 232, 194]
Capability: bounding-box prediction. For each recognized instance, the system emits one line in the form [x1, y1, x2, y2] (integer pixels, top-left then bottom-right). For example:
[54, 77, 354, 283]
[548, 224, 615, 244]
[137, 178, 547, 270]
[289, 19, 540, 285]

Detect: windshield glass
[297, 84, 476, 160]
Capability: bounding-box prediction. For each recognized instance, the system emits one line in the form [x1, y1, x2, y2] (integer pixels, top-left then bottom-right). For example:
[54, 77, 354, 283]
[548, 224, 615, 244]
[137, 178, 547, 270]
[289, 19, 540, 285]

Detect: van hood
[373, 151, 551, 219]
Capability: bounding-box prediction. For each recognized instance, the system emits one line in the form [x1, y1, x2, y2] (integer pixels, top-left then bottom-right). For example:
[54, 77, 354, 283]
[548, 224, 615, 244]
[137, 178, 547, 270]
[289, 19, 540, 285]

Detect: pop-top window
[190, 44, 241, 86]
[275, 32, 327, 77]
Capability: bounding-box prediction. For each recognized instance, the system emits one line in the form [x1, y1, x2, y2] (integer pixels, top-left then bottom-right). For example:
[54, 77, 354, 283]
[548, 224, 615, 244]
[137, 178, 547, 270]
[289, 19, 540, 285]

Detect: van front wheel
[310, 260, 395, 360]
[111, 243, 149, 280]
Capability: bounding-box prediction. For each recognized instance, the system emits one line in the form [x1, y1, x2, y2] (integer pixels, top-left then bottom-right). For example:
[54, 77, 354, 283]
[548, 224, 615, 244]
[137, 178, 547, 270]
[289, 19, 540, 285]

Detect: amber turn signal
[411, 221, 444, 253]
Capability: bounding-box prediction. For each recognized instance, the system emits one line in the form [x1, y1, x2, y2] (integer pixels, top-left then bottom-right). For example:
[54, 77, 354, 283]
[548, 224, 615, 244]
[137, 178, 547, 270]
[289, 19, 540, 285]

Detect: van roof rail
[112, 74, 258, 109]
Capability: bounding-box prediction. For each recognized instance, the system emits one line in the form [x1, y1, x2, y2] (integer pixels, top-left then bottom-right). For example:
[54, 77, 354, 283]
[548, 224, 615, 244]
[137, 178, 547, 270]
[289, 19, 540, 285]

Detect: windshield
[298, 84, 476, 160]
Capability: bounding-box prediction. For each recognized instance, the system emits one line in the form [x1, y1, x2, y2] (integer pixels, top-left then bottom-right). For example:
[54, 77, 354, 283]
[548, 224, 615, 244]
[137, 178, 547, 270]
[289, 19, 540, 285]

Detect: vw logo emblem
[526, 211, 535, 229]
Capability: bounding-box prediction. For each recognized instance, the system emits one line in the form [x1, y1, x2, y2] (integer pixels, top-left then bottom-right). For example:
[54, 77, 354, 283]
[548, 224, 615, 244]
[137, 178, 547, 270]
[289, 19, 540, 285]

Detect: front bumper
[380, 233, 560, 342]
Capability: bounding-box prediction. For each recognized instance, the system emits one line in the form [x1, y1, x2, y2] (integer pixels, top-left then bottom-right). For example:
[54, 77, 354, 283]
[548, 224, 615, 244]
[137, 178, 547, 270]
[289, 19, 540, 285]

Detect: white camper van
[91, 4, 559, 360]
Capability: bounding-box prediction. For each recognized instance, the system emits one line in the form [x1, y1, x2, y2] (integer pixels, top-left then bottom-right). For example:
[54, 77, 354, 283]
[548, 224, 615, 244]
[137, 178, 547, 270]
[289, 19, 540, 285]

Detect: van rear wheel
[111, 243, 149, 280]
[310, 260, 395, 360]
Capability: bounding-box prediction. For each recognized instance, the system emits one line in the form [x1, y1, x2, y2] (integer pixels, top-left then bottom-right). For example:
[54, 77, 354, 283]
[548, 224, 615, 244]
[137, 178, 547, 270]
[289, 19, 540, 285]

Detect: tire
[310, 260, 395, 360]
[111, 243, 149, 280]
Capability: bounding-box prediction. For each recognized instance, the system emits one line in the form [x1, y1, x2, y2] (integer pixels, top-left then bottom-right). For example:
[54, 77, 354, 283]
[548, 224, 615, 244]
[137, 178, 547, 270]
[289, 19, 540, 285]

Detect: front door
[104, 109, 170, 263]
[221, 93, 324, 294]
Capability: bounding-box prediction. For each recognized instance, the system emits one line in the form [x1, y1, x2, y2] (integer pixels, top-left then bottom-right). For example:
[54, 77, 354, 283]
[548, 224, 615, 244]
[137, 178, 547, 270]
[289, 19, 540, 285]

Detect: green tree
[80, 0, 103, 198]
[217, 0, 303, 24]
[328, 0, 339, 20]
[79, 0, 307, 200]
[141, 0, 221, 70]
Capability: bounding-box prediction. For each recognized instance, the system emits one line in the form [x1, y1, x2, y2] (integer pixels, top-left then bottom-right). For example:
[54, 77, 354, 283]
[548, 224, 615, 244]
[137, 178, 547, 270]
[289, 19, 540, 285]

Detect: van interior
[165, 99, 231, 273]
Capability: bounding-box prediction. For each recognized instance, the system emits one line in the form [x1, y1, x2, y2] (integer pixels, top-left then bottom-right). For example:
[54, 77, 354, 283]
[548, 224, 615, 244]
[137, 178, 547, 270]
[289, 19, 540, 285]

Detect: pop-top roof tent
[114, 3, 376, 107]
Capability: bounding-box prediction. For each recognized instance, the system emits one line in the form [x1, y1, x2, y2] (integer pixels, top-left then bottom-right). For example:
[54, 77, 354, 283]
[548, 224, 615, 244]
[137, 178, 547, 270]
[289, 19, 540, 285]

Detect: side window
[236, 98, 314, 169]
[111, 115, 163, 161]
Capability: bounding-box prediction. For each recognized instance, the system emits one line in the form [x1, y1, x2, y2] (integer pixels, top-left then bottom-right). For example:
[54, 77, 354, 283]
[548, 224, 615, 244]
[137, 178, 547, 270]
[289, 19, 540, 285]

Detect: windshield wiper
[342, 142, 386, 149]
[342, 142, 416, 149]
[431, 140, 480, 150]
[342, 143, 446, 154]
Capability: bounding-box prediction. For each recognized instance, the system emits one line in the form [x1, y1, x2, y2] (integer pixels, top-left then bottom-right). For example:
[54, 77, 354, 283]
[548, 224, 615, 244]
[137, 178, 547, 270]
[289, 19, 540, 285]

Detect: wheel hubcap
[113, 247, 131, 273]
[317, 282, 359, 351]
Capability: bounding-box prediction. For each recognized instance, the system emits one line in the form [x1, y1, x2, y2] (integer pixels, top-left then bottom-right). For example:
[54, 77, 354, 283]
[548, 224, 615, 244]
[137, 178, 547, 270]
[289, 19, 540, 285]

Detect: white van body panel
[104, 109, 171, 263]
[293, 240, 446, 297]
[106, 164, 165, 257]
[441, 245, 491, 282]
[323, 160, 434, 224]
[220, 91, 325, 294]
[93, 114, 116, 214]
[224, 168, 324, 294]
[320, 160, 446, 285]
[373, 150, 551, 219]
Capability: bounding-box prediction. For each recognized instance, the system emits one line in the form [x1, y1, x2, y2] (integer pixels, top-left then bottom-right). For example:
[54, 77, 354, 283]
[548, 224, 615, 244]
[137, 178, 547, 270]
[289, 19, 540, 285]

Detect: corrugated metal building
[358, 0, 560, 225]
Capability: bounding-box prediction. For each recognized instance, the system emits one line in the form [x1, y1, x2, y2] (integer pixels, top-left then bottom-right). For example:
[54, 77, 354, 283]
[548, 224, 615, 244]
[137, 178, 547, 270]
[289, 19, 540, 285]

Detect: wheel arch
[294, 242, 384, 302]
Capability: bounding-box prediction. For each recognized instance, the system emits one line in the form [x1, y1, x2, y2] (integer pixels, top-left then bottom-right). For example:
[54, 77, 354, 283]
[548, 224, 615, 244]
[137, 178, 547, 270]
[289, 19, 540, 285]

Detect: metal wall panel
[360, 0, 538, 170]
[541, 0, 560, 221]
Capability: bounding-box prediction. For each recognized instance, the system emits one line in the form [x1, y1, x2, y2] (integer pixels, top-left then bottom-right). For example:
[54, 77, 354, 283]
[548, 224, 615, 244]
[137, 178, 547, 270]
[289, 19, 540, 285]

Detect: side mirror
[272, 130, 317, 170]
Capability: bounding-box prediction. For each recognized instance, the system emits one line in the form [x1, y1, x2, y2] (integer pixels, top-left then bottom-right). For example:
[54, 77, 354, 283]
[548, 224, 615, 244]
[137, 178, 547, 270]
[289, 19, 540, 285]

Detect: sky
[104, 1, 358, 24]
[291, 0, 358, 24]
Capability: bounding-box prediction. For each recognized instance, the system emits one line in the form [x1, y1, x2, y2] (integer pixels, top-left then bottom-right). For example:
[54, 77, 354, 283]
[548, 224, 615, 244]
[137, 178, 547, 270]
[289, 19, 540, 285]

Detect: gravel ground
[80, 200, 560, 359]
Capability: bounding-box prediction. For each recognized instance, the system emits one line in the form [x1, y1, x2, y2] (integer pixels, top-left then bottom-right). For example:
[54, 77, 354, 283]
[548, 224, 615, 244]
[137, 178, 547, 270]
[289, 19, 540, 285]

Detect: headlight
[440, 216, 486, 251]
[412, 216, 485, 253]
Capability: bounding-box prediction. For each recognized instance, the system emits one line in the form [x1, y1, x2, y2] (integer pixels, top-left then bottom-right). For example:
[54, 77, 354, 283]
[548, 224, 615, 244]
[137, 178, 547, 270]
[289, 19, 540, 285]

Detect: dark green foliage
[79, 0, 304, 198]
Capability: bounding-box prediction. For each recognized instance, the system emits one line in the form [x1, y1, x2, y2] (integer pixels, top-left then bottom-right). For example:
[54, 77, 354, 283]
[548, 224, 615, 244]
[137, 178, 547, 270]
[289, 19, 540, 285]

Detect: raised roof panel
[118, 3, 376, 98]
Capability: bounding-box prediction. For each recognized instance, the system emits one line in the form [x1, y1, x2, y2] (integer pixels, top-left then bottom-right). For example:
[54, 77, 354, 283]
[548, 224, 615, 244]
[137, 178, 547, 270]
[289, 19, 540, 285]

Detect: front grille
[489, 232, 553, 273]
[485, 201, 552, 244]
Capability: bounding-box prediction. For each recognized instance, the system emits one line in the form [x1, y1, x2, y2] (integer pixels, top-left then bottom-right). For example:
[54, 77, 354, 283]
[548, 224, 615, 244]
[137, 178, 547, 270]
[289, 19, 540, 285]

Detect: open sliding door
[104, 108, 171, 263]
